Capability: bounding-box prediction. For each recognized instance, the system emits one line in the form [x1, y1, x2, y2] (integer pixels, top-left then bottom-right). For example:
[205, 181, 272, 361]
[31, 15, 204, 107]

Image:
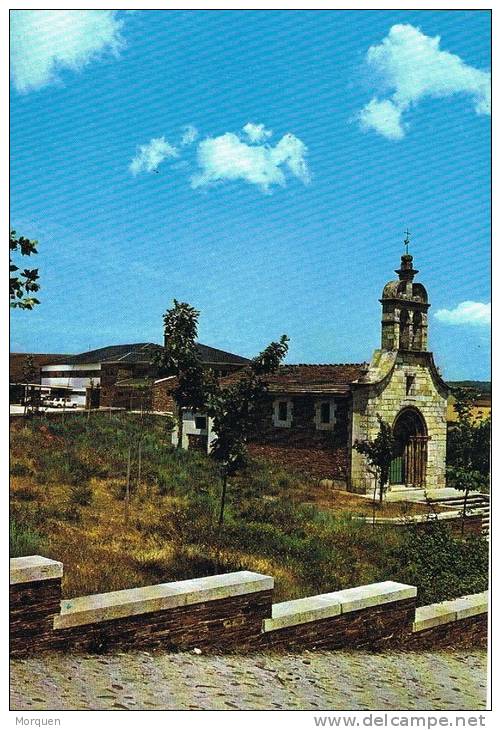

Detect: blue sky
[10, 10, 491, 379]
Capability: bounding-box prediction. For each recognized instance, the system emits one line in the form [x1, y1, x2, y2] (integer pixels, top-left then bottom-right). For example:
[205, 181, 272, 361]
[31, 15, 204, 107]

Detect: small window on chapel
[278, 401, 288, 422]
[406, 375, 415, 396]
[195, 416, 207, 430]
[320, 402, 331, 424]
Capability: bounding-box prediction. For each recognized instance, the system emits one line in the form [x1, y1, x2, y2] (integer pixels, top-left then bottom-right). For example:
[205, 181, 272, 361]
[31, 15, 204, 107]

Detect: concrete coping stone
[263, 595, 342, 632]
[320, 581, 417, 614]
[413, 592, 488, 633]
[263, 581, 416, 633]
[358, 511, 466, 525]
[54, 571, 274, 630]
[10, 555, 63, 585]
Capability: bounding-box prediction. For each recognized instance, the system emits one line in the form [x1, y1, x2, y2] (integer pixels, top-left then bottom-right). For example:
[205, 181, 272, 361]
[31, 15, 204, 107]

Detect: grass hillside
[10, 413, 488, 606]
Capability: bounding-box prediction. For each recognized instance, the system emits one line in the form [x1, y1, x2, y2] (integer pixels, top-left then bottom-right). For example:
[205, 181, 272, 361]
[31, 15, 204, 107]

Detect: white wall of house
[171, 410, 216, 453]
[41, 363, 101, 406]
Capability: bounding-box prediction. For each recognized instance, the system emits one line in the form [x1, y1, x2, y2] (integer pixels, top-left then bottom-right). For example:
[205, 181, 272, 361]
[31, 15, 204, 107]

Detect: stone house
[179, 252, 449, 493]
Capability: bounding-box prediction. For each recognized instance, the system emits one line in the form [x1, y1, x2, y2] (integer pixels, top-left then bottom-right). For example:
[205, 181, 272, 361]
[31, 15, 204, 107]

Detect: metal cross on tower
[403, 229, 411, 254]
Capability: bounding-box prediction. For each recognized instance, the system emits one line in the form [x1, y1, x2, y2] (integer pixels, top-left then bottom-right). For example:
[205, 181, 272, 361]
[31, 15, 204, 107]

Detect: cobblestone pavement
[10, 648, 487, 711]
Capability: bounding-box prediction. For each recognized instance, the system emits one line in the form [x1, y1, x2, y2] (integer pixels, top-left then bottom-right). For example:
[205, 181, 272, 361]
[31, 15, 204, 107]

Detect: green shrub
[10, 520, 45, 557]
[394, 521, 489, 605]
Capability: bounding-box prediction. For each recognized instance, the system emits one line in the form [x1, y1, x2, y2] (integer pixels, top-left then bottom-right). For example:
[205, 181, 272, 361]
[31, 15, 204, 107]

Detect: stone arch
[390, 407, 428, 487]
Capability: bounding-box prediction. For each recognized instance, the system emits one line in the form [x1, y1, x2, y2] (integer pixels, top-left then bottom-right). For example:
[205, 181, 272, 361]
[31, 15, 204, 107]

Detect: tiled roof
[195, 343, 249, 365]
[44, 342, 250, 367]
[50, 343, 160, 365]
[220, 363, 365, 394]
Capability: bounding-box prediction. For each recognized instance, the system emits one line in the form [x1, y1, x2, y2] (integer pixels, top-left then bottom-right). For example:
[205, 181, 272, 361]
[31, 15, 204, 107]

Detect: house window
[278, 401, 288, 422]
[315, 399, 336, 430]
[320, 402, 331, 424]
[195, 416, 207, 430]
[273, 398, 292, 427]
[406, 375, 415, 396]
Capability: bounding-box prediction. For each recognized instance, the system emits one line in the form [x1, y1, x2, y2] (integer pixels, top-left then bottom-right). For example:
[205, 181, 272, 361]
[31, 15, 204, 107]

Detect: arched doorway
[389, 408, 428, 487]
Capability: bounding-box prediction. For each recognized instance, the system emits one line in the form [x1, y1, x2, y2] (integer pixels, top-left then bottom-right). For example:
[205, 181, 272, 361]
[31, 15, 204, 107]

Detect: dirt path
[10, 648, 487, 711]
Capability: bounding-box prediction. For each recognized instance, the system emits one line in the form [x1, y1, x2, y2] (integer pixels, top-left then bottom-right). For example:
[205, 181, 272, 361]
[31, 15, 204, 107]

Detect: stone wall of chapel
[350, 354, 447, 493]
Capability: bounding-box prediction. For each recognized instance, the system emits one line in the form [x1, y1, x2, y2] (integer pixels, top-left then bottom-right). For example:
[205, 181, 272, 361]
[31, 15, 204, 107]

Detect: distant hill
[447, 380, 491, 395]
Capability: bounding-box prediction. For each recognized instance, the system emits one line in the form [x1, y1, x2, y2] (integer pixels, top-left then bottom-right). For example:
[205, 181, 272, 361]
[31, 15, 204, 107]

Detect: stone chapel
[174, 246, 450, 493]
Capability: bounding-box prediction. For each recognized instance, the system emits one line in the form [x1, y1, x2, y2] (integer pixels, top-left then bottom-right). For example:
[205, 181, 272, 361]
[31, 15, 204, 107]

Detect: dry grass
[10, 473, 301, 599]
[295, 484, 450, 517]
[10, 415, 471, 606]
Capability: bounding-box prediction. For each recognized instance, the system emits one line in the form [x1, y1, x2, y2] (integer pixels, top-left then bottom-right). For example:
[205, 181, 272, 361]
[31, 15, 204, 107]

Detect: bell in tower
[380, 234, 430, 352]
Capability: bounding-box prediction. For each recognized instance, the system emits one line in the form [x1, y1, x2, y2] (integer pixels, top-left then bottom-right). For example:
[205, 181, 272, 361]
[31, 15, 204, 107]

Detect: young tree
[207, 335, 289, 527]
[446, 387, 490, 533]
[353, 416, 397, 506]
[21, 355, 37, 416]
[156, 300, 207, 449]
[10, 230, 40, 310]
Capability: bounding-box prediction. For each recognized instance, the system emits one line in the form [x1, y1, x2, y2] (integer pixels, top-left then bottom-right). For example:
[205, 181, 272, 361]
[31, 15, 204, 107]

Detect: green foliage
[157, 299, 207, 409]
[10, 230, 40, 309]
[447, 388, 490, 491]
[209, 336, 290, 475]
[394, 520, 489, 605]
[208, 335, 289, 525]
[156, 300, 210, 451]
[10, 520, 45, 557]
[447, 388, 490, 531]
[353, 415, 397, 502]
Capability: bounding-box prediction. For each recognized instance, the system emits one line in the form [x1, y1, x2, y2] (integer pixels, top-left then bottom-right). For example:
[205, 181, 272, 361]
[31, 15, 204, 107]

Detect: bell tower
[380, 234, 430, 352]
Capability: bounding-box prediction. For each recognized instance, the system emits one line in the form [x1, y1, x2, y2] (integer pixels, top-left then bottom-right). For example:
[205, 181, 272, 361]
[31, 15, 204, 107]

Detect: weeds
[10, 414, 488, 604]
[10, 520, 45, 557]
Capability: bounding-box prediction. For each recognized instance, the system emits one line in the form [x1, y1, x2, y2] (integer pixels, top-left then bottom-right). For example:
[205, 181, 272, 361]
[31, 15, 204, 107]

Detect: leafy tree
[10, 230, 40, 309]
[156, 300, 207, 449]
[207, 335, 289, 526]
[353, 416, 397, 506]
[447, 387, 490, 533]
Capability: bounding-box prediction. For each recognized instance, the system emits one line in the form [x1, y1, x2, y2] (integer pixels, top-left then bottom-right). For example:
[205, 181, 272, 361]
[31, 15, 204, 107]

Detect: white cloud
[242, 122, 273, 143]
[435, 301, 490, 327]
[358, 98, 405, 140]
[10, 10, 125, 93]
[129, 137, 178, 175]
[191, 131, 310, 192]
[181, 125, 199, 146]
[359, 24, 491, 139]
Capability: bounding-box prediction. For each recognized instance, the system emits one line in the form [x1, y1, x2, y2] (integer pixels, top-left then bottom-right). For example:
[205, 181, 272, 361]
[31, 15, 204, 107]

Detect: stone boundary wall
[260, 582, 417, 650]
[407, 593, 488, 649]
[10, 556, 64, 656]
[10, 556, 487, 657]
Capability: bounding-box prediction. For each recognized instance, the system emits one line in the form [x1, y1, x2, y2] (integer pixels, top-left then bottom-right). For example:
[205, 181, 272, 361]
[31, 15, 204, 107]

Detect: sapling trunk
[462, 486, 470, 536]
[176, 408, 184, 449]
[372, 474, 378, 531]
[137, 441, 142, 497]
[125, 446, 131, 525]
[218, 472, 228, 528]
